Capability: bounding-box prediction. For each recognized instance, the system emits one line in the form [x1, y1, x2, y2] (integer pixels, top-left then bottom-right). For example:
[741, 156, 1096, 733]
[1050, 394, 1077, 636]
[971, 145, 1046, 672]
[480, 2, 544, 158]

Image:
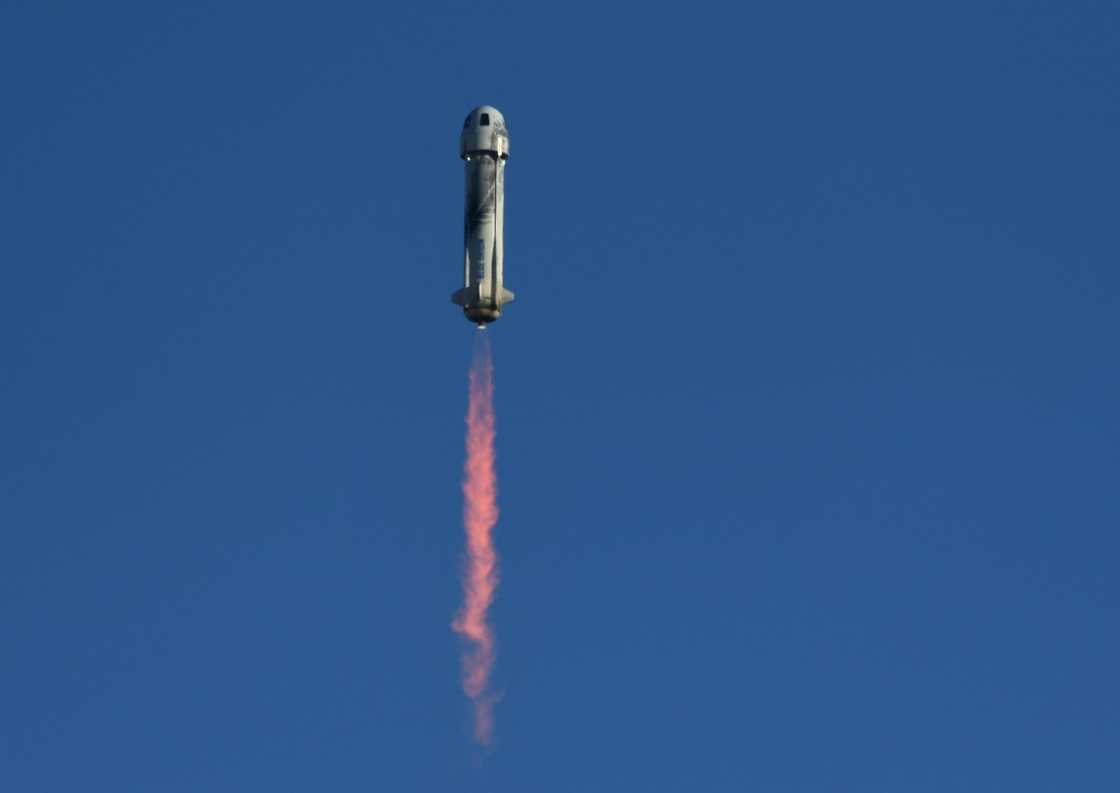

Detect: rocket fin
[451, 286, 475, 306]
[500, 288, 516, 304]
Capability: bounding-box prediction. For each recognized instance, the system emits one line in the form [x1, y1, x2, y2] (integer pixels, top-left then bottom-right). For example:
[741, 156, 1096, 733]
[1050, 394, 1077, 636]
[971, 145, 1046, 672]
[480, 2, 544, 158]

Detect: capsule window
[480, 113, 490, 126]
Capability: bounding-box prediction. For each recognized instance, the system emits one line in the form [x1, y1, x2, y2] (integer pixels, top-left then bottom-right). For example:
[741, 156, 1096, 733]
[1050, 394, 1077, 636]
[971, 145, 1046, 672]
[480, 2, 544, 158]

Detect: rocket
[452, 105, 514, 325]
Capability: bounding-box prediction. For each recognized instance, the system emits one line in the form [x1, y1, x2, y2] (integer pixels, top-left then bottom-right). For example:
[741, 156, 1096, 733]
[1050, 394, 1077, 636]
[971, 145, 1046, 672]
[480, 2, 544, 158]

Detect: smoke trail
[452, 331, 500, 745]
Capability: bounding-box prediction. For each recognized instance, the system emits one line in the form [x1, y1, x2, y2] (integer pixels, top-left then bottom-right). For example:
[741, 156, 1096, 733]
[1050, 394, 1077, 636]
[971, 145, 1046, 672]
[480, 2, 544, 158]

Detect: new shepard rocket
[452, 106, 514, 325]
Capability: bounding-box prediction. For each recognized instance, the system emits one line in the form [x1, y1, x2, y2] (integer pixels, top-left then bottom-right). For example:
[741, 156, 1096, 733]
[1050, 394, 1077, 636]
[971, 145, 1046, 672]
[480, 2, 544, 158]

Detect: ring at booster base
[452, 106, 514, 325]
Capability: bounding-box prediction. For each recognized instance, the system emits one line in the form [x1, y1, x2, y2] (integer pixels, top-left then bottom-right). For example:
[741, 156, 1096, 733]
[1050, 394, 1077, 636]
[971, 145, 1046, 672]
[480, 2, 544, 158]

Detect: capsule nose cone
[470, 105, 504, 123]
[460, 105, 510, 159]
[462, 105, 506, 130]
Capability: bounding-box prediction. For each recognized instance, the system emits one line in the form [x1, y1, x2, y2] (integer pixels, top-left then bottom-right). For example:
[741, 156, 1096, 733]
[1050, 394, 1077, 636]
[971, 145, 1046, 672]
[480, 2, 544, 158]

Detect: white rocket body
[451, 106, 514, 325]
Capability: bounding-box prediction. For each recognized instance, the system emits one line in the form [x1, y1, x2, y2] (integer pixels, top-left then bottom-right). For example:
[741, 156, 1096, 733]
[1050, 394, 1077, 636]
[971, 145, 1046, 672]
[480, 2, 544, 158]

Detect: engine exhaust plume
[452, 331, 500, 745]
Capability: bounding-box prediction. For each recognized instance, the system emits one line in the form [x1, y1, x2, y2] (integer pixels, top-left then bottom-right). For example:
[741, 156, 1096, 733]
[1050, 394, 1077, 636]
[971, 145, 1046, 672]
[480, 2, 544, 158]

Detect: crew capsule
[451, 105, 515, 325]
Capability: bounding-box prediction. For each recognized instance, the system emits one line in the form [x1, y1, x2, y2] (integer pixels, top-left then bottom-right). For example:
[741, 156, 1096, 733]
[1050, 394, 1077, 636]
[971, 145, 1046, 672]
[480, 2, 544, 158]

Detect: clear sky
[1, 2, 1117, 791]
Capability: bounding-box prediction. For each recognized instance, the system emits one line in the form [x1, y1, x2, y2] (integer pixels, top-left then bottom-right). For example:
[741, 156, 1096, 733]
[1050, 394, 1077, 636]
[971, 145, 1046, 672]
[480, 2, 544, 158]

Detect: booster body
[452, 106, 514, 325]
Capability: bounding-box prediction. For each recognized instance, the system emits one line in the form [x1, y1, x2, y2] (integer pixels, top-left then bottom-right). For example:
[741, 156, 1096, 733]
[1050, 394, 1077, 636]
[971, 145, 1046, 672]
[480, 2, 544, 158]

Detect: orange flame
[452, 332, 500, 745]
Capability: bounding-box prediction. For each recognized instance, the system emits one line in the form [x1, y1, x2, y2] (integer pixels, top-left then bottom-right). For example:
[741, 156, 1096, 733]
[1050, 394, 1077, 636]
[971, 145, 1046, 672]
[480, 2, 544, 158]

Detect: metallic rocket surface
[452, 105, 514, 325]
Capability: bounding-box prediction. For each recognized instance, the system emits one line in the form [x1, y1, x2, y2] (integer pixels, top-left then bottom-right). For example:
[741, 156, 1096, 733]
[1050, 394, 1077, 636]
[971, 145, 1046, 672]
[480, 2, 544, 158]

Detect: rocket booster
[452, 106, 514, 325]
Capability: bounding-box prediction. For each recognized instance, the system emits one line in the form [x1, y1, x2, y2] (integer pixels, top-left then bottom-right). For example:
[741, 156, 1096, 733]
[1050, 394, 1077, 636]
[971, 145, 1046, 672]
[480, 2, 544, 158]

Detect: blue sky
[1, 1, 1117, 790]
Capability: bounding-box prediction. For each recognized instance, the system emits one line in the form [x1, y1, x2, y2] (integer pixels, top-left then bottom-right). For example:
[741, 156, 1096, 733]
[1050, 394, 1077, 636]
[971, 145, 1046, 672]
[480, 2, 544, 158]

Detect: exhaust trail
[452, 331, 500, 745]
